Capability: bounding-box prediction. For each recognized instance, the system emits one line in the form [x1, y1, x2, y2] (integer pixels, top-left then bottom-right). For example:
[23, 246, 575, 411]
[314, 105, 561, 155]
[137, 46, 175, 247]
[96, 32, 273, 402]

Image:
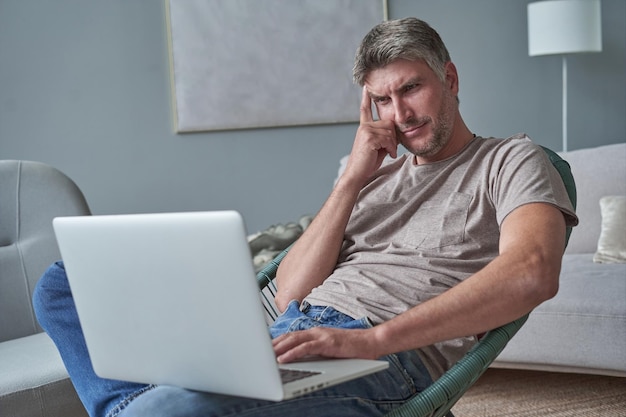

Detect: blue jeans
[33, 261, 437, 417]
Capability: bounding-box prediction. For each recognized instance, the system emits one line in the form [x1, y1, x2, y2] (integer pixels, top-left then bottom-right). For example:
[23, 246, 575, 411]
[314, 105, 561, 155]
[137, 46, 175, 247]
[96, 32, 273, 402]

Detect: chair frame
[255, 146, 576, 417]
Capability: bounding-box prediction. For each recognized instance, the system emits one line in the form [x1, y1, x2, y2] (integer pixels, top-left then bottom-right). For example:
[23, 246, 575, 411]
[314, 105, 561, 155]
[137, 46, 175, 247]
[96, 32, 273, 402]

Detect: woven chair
[255, 146, 577, 417]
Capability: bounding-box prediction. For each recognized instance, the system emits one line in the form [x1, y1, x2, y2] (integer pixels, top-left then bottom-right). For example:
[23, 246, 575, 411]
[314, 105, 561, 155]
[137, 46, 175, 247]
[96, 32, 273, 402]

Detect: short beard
[400, 92, 457, 158]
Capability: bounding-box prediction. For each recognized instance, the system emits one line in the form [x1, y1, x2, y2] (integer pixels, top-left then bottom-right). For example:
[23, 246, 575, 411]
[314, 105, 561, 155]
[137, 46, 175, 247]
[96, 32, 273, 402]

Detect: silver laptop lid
[54, 211, 288, 400]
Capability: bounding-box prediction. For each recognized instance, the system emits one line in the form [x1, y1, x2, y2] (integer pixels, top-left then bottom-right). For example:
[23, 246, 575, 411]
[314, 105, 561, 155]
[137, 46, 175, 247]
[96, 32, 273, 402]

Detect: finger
[359, 86, 374, 124]
[380, 134, 398, 159]
[272, 331, 312, 353]
[368, 125, 398, 159]
[273, 333, 317, 363]
[272, 332, 299, 356]
[276, 344, 313, 363]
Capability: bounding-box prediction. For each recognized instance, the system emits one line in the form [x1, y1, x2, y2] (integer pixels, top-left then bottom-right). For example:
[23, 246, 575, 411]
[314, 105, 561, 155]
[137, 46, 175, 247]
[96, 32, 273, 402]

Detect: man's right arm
[274, 87, 398, 312]
[273, 176, 361, 311]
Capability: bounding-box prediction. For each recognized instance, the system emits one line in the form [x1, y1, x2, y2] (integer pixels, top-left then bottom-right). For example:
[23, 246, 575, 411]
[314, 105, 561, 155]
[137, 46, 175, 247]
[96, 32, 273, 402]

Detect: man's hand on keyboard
[273, 327, 381, 364]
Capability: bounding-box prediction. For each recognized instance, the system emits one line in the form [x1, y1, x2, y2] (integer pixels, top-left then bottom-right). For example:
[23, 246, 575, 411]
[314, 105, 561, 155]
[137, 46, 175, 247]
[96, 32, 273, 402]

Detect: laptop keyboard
[280, 368, 322, 384]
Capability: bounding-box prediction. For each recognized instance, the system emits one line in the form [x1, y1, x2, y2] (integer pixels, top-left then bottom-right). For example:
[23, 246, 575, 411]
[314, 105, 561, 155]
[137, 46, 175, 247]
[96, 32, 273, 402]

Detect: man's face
[364, 59, 458, 159]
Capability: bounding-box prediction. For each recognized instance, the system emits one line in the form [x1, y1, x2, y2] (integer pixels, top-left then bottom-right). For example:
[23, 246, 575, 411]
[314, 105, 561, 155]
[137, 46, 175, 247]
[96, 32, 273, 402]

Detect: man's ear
[445, 62, 459, 95]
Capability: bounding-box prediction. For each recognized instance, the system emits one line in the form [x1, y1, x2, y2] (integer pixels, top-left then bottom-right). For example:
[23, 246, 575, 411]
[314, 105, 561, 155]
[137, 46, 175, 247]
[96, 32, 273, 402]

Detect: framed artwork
[166, 0, 385, 132]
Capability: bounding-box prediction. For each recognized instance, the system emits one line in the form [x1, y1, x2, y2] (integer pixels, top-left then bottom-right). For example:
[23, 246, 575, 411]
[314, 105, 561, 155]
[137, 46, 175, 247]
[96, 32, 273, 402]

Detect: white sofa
[493, 142, 626, 377]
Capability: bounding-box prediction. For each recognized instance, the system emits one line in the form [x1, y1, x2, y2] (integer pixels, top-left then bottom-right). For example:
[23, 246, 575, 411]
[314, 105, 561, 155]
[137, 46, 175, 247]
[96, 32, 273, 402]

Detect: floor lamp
[528, 0, 602, 152]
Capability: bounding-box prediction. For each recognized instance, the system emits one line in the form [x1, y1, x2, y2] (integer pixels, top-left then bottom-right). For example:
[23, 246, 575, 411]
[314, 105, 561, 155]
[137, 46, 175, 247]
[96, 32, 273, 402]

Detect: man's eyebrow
[403, 76, 424, 87]
[368, 91, 387, 101]
[395, 76, 424, 94]
[368, 76, 425, 100]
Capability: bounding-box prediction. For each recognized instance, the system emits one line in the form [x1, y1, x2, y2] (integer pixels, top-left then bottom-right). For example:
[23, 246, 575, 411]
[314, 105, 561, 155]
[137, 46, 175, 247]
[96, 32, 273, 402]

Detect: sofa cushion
[560, 143, 626, 254]
[0, 332, 87, 417]
[496, 254, 626, 375]
[594, 195, 626, 263]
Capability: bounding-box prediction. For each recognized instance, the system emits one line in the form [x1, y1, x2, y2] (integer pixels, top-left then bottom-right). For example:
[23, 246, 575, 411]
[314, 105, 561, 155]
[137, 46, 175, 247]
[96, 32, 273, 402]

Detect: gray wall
[1, 0, 624, 232]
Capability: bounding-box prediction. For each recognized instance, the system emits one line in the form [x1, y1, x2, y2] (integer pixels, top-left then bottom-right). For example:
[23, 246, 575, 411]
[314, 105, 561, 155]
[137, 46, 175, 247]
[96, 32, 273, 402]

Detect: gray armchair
[0, 160, 89, 417]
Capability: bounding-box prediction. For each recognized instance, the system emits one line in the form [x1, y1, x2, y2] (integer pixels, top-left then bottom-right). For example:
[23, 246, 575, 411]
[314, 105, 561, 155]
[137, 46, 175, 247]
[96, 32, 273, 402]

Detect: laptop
[53, 210, 388, 401]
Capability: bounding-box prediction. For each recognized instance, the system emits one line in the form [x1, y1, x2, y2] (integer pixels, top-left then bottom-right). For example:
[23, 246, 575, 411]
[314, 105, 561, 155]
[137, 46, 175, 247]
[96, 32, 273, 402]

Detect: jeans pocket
[269, 300, 304, 338]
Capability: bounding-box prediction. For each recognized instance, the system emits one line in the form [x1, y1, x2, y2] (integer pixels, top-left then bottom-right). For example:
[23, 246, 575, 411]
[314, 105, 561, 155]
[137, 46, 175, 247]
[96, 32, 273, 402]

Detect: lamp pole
[562, 55, 568, 153]
[527, 0, 603, 153]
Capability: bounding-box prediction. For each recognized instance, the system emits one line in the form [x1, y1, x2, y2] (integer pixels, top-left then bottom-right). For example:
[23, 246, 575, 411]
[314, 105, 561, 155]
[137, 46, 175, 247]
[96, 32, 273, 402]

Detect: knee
[32, 261, 69, 329]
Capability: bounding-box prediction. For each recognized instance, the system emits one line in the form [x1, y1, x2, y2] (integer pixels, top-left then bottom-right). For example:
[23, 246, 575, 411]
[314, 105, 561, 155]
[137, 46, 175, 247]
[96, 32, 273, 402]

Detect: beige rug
[451, 368, 626, 417]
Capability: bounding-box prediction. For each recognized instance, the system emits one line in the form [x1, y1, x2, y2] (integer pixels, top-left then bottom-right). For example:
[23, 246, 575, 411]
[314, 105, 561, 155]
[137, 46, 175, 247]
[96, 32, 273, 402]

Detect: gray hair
[353, 17, 451, 86]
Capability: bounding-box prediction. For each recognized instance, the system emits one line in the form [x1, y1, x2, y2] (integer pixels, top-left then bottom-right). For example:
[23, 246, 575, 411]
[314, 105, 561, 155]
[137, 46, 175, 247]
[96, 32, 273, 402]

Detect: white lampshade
[528, 0, 602, 56]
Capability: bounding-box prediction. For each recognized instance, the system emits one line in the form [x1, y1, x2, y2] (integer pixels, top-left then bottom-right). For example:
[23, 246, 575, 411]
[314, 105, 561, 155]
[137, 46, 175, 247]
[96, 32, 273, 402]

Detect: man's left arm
[274, 202, 567, 362]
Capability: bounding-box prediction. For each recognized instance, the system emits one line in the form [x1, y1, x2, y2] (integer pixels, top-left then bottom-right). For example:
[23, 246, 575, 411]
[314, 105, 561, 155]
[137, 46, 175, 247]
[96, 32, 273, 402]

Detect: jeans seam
[287, 315, 317, 333]
[386, 353, 419, 395]
[105, 385, 157, 417]
[319, 305, 335, 322]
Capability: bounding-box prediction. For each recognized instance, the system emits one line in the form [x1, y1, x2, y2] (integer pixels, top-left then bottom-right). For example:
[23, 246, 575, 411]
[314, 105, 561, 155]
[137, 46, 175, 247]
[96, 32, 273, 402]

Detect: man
[34, 17, 577, 417]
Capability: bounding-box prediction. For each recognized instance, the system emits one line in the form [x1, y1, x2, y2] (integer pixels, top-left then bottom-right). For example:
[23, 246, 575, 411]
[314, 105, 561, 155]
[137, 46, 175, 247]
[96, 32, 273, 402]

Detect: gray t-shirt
[304, 135, 577, 378]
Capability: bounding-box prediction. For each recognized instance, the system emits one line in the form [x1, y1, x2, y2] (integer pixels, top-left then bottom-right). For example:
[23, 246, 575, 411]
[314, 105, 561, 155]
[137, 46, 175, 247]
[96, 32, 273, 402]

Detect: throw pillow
[248, 215, 313, 272]
[593, 195, 626, 263]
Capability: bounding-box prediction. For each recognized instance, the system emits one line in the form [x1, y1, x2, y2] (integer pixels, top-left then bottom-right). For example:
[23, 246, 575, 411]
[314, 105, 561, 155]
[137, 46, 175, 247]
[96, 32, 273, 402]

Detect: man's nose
[393, 100, 413, 124]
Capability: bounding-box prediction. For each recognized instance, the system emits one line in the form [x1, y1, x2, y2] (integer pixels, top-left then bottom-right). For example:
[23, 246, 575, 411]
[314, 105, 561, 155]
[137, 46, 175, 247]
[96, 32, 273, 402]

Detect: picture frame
[166, 0, 385, 132]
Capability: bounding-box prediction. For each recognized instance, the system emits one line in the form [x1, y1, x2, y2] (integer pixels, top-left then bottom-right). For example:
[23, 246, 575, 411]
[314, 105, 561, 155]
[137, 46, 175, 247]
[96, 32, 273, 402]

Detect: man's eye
[374, 97, 390, 105]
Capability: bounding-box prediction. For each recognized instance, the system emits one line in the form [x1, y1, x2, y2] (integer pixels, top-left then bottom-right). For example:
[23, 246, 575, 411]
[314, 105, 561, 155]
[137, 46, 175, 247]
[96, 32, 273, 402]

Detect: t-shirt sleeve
[490, 139, 578, 227]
